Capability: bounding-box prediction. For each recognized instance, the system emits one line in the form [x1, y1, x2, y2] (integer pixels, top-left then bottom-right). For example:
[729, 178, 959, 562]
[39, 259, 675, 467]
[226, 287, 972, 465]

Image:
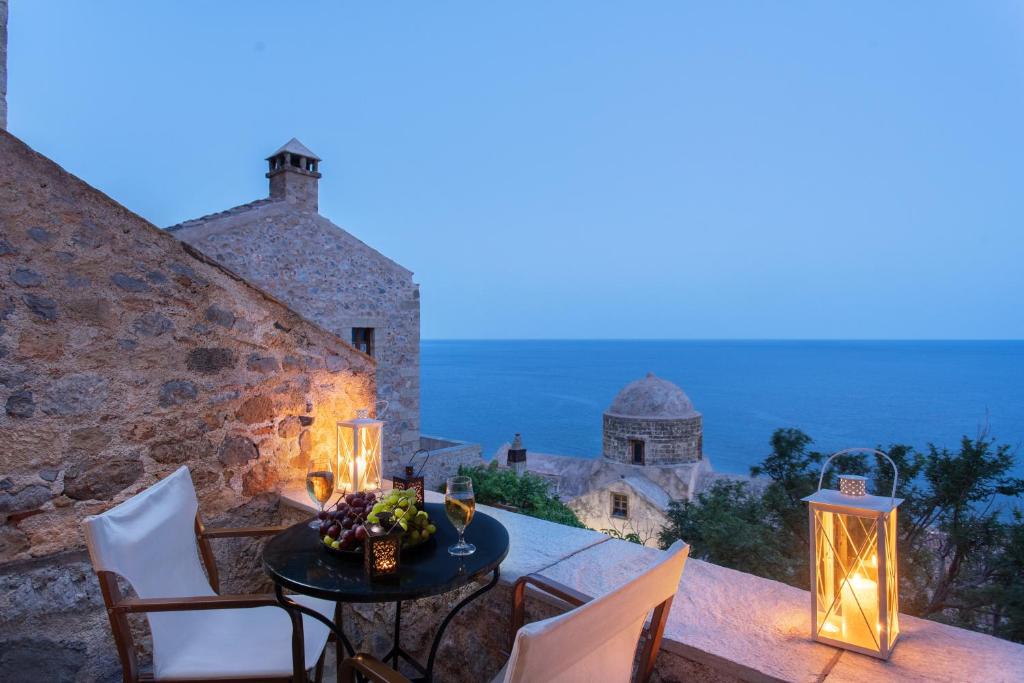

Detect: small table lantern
[393, 448, 428, 505]
[336, 409, 384, 493]
[803, 448, 902, 660]
[363, 524, 401, 580]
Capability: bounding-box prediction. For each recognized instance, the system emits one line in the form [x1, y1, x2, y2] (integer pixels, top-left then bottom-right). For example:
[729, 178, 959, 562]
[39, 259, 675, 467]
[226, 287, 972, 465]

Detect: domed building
[497, 373, 711, 546]
[603, 373, 703, 465]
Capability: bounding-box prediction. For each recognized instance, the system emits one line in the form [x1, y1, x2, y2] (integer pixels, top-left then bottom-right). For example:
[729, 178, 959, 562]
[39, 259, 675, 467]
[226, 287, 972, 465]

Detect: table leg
[423, 568, 501, 682]
[274, 584, 357, 681]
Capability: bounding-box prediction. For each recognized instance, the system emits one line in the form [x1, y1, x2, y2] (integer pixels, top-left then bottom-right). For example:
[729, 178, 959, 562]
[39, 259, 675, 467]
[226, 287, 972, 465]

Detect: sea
[421, 340, 1024, 479]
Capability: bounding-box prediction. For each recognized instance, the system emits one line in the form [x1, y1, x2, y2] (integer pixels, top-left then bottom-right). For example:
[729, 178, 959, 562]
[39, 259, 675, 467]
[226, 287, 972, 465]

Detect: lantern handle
[817, 447, 899, 507]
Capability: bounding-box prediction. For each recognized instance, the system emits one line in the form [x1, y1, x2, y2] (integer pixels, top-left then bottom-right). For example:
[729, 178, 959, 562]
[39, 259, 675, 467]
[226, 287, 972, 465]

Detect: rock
[68, 296, 112, 325]
[40, 374, 108, 416]
[5, 390, 35, 418]
[242, 461, 277, 497]
[0, 238, 17, 255]
[146, 270, 168, 284]
[131, 311, 173, 337]
[158, 380, 198, 407]
[0, 525, 30, 558]
[117, 339, 138, 351]
[27, 227, 53, 243]
[12, 268, 43, 288]
[282, 355, 301, 372]
[63, 458, 144, 501]
[236, 395, 275, 424]
[110, 273, 151, 293]
[39, 469, 60, 482]
[298, 429, 313, 456]
[278, 415, 302, 438]
[22, 294, 57, 321]
[187, 347, 236, 374]
[0, 638, 88, 682]
[204, 305, 236, 328]
[68, 426, 111, 454]
[150, 438, 210, 465]
[218, 435, 259, 467]
[0, 484, 53, 513]
[247, 353, 280, 373]
[299, 415, 314, 427]
[168, 261, 209, 287]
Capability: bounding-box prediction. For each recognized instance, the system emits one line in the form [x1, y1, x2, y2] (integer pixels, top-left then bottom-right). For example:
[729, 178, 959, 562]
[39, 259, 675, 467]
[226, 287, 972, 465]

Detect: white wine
[445, 493, 475, 532]
[306, 470, 335, 505]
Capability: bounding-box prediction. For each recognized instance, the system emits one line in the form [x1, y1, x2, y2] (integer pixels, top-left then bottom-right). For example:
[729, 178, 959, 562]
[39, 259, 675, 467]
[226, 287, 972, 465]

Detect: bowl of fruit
[318, 488, 437, 556]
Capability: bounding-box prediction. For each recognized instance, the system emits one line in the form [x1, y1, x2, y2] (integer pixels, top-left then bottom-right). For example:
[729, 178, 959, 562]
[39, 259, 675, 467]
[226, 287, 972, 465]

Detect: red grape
[326, 524, 340, 539]
[354, 525, 367, 541]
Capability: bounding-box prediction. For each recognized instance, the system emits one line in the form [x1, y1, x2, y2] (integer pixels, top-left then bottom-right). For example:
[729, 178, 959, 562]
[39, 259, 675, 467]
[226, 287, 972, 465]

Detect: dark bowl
[320, 533, 436, 560]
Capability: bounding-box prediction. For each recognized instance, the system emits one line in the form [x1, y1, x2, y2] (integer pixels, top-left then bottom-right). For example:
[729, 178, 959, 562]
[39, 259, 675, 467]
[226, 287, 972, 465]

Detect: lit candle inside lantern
[841, 572, 878, 648]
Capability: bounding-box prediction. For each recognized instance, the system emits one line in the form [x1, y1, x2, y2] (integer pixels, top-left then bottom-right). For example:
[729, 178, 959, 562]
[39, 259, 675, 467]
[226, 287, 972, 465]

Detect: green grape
[426, 524, 436, 534]
[409, 530, 421, 543]
[399, 519, 408, 531]
[367, 513, 379, 523]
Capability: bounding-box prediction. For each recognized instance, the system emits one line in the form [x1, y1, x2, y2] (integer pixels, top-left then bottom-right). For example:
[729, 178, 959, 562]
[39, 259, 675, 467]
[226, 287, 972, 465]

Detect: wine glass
[445, 475, 476, 556]
[305, 456, 335, 528]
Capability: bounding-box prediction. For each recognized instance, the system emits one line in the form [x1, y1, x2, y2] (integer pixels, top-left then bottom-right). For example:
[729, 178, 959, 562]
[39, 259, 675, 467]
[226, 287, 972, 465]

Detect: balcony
[278, 487, 1024, 683]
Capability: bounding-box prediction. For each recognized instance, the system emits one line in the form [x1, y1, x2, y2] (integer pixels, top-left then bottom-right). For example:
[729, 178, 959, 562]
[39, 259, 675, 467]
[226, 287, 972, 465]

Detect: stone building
[497, 373, 710, 545]
[0, 129, 377, 678]
[168, 139, 421, 475]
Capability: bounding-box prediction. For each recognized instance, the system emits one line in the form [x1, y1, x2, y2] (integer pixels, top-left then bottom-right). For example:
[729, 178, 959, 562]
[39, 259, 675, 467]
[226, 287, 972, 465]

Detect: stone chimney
[265, 137, 320, 212]
[507, 433, 527, 475]
[1, 0, 8, 130]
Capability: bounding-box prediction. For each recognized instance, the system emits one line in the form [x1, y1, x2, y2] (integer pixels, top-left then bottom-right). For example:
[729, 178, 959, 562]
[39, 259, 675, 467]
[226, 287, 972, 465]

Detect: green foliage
[659, 428, 1024, 642]
[454, 463, 586, 528]
[659, 480, 791, 580]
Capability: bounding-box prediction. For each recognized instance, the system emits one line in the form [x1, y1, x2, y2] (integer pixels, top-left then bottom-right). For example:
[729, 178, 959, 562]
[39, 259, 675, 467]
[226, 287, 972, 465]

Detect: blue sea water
[421, 340, 1024, 478]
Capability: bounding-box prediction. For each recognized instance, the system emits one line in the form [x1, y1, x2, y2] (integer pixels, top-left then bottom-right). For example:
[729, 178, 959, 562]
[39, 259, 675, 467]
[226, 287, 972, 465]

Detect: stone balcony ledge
[280, 487, 1024, 683]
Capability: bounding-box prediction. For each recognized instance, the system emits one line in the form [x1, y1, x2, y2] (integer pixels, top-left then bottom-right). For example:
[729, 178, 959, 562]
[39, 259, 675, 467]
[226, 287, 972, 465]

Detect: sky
[7, 2, 1024, 340]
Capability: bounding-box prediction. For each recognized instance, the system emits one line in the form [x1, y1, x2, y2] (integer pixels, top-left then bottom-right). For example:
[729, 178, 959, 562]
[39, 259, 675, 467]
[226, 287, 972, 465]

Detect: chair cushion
[153, 595, 334, 680]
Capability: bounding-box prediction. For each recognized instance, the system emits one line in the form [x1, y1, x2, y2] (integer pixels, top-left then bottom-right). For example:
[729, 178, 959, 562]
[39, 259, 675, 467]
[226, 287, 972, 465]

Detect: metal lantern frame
[363, 526, 401, 580]
[336, 410, 384, 494]
[803, 448, 902, 660]
[393, 465, 425, 505]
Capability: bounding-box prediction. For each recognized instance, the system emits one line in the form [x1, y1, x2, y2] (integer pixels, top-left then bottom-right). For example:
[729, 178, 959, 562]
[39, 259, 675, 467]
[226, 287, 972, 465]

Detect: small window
[352, 328, 374, 357]
[611, 493, 629, 519]
[629, 439, 645, 465]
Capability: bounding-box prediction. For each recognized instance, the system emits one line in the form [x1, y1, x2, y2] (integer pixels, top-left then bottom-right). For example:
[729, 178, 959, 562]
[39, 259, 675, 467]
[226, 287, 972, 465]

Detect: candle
[841, 572, 878, 648]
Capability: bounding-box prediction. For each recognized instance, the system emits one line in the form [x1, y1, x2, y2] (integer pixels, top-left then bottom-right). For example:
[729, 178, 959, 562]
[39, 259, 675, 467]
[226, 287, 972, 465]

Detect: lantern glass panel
[336, 418, 384, 493]
[886, 508, 899, 648]
[813, 508, 884, 653]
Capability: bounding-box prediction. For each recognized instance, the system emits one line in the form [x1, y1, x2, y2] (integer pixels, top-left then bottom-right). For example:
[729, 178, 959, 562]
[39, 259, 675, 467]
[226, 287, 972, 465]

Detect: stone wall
[1, 0, 7, 129]
[0, 129, 375, 681]
[413, 435, 484, 490]
[170, 193, 420, 478]
[603, 413, 703, 465]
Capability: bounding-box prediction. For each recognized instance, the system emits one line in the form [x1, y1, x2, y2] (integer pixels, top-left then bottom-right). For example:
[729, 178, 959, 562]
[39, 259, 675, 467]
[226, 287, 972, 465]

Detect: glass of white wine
[305, 456, 335, 528]
[445, 475, 476, 556]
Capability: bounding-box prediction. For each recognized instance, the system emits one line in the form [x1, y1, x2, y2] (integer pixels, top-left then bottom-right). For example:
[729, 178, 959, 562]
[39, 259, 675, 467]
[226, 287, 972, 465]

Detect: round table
[263, 502, 510, 682]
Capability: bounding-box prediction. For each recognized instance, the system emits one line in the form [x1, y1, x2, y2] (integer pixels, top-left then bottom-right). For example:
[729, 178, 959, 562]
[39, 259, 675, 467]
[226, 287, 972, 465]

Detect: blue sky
[8, 2, 1024, 339]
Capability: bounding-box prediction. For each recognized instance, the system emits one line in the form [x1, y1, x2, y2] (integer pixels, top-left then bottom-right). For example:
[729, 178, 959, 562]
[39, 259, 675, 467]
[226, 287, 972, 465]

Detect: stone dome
[606, 373, 697, 419]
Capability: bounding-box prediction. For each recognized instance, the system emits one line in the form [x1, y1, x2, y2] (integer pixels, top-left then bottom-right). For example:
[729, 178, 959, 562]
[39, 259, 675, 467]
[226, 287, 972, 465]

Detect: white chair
[83, 465, 334, 682]
[341, 540, 689, 683]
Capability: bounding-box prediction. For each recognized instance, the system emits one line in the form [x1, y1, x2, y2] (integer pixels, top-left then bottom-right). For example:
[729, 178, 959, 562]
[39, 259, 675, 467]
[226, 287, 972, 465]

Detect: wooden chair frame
[95, 513, 326, 683]
[339, 572, 674, 683]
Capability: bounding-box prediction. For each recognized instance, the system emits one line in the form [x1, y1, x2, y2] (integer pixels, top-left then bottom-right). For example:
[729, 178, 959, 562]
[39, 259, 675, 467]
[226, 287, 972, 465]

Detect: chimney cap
[266, 137, 321, 162]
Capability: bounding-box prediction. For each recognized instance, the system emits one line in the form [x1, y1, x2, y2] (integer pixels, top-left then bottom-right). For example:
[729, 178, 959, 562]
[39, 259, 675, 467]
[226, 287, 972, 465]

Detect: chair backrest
[83, 466, 215, 672]
[503, 540, 689, 683]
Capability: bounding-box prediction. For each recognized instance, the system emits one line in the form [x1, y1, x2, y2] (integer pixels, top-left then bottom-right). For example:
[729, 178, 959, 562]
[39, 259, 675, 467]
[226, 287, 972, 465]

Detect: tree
[658, 428, 1024, 642]
[454, 463, 585, 528]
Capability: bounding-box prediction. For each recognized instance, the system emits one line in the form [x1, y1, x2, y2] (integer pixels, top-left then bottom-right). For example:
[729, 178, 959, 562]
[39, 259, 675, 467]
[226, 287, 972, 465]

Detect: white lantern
[803, 449, 902, 660]
[336, 409, 384, 493]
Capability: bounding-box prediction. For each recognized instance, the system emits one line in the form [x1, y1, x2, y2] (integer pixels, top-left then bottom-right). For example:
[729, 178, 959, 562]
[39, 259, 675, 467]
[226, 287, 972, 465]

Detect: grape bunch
[317, 489, 437, 551]
[367, 489, 437, 546]
[318, 490, 376, 551]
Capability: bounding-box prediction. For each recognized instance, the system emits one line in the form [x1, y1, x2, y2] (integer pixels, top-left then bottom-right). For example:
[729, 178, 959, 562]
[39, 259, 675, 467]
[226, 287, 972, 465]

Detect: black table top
[263, 502, 510, 603]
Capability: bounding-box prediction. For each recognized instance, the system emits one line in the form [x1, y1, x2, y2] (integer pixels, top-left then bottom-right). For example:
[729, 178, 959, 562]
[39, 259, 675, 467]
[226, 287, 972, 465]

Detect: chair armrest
[339, 653, 411, 683]
[200, 524, 291, 539]
[510, 573, 591, 651]
[114, 593, 280, 614]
